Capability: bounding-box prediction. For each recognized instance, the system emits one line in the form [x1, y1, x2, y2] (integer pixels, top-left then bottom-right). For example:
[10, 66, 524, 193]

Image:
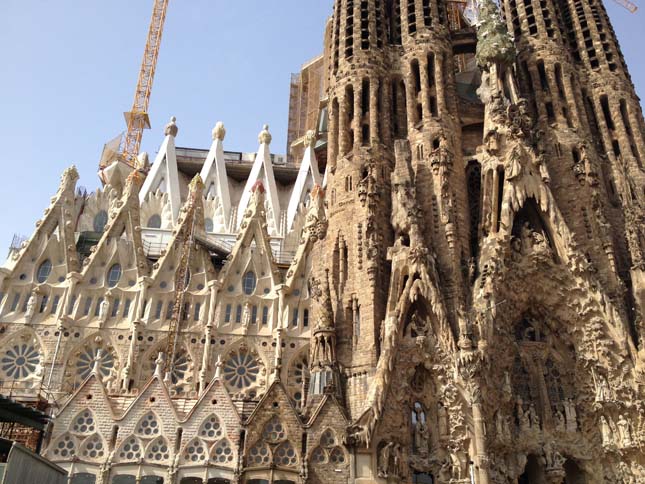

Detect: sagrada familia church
[1, 0, 645, 482]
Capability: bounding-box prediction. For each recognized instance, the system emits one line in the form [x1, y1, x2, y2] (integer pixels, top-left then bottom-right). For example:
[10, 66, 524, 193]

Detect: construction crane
[99, 0, 170, 179]
[612, 0, 638, 12]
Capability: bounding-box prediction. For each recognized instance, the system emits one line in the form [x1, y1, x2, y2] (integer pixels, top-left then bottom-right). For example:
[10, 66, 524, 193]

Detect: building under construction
[1, 0, 645, 483]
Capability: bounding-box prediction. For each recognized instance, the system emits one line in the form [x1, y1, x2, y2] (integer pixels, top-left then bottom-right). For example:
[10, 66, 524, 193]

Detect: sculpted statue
[413, 405, 429, 456]
[595, 374, 612, 402]
[438, 404, 449, 439]
[555, 407, 566, 432]
[529, 404, 540, 430]
[563, 399, 578, 432]
[600, 415, 613, 446]
[98, 298, 110, 327]
[617, 415, 633, 447]
[24, 292, 37, 323]
[377, 442, 395, 478]
[154, 352, 166, 378]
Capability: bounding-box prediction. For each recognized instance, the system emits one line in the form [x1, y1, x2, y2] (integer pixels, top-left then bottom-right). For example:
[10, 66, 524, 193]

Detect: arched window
[243, 271, 257, 295]
[107, 264, 122, 288]
[145, 437, 170, 463]
[71, 409, 96, 435]
[198, 414, 223, 440]
[80, 434, 106, 461]
[36, 259, 52, 283]
[210, 438, 235, 465]
[181, 438, 207, 464]
[135, 412, 161, 437]
[147, 214, 162, 229]
[204, 218, 214, 233]
[93, 210, 108, 233]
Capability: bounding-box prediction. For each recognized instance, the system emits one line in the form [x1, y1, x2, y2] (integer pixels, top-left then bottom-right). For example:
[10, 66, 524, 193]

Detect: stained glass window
[136, 413, 161, 437]
[145, 437, 170, 462]
[1, 342, 40, 379]
[243, 272, 257, 295]
[36, 259, 52, 283]
[223, 349, 260, 391]
[198, 415, 223, 440]
[107, 264, 122, 288]
[211, 439, 234, 464]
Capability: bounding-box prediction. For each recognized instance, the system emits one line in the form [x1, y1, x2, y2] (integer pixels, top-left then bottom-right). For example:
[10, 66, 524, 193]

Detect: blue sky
[0, 1, 642, 252]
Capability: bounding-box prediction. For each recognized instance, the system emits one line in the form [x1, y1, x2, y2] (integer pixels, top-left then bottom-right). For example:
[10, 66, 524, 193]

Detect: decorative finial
[165, 116, 179, 137]
[252, 180, 266, 193]
[305, 130, 317, 148]
[212, 122, 226, 141]
[188, 174, 205, 194]
[258, 124, 272, 145]
[214, 355, 223, 379]
[136, 152, 150, 171]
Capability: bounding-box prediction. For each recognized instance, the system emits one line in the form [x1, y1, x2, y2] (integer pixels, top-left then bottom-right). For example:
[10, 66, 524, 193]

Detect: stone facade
[1, 1, 645, 483]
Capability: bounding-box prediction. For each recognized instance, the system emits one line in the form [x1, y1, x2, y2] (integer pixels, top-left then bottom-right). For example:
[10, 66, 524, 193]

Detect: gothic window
[51, 433, 77, 459]
[205, 218, 214, 233]
[515, 318, 545, 342]
[224, 304, 232, 323]
[211, 438, 235, 465]
[182, 438, 208, 464]
[262, 306, 269, 325]
[262, 417, 287, 443]
[222, 347, 263, 398]
[512, 356, 532, 403]
[36, 259, 52, 283]
[118, 436, 143, 461]
[303, 309, 309, 327]
[145, 437, 170, 463]
[93, 211, 108, 233]
[273, 441, 298, 467]
[243, 271, 257, 295]
[107, 264, 122, 288]
[310, 446, 326, 463]
[328, 447, 346, 464]
[0, 339, 41, 380]
[80, 434, 106, 461]
[235, 305, 242, 323]
[287, 353, 309, 404]
[198, 414, 223, 440]
[135, 412, 161, 438]
[247, 441, 271, 467]
[320, 429, 336, 447]
[545, 358, 567, 407]
[147, 215, 162, 229]
[71, 409, 96, 435]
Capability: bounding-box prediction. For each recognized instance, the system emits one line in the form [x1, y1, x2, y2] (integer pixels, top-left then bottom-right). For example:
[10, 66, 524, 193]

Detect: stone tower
[0, 1, 645, 484]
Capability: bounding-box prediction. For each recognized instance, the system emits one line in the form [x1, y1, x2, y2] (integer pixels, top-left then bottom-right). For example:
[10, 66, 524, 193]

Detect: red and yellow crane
[99, 0, 170, 180]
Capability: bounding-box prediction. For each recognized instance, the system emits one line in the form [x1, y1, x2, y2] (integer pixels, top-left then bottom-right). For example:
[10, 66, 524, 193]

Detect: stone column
[370, 77, 380, 146]
[339, 91, 350, 155]
[435, 53, 446, 117]
[405, 74, 417, 134]
[419, 55, 432, 123]
[355, 81, 363, 147]
[328, 96, 339, 170]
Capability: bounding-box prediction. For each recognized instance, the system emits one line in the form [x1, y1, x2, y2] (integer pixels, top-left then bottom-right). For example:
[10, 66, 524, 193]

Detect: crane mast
[100, 0, 170, 173]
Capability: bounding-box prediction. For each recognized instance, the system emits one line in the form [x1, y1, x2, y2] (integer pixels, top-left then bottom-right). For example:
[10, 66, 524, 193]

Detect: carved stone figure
[24, 292, 37, 323]
[413, 405, 429, 456]
[600, 415, 613, 446]
[438, 404, 449, 439]
[618, 415, 633, 448]
[98, 298, 110, 327]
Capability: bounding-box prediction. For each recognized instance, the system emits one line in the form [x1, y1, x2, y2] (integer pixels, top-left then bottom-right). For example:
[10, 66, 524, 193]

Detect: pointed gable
[4, 166, 80, 279]
[80, 171, 149, 282]
[286, 131, 322, 232]
[139, 116, 182, 223]
[237, 125, 281, 235]
[220, 182, 281, 290]
[200, 122, 232, 232]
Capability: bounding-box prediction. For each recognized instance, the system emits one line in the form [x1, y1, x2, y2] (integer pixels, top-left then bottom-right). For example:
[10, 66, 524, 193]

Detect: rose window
[247, 442, 270, 467]
[118, 436, 143, 461]
[51, 434, 76, 459]
[81, 434, 105, 460]
[75, 345, 115, 381]
[136, 412, 161, 437]
[223, 348, 262, 397]
[198, 415, 223, 440]
[146, 437, 170, 462]
[262, 417, 286, 443]
[72, 410, 96, 434]
[273, 441, 298, 467]
[1, 342, 40, 379]
[211, 439, 235, 465]
[182, 438, 207, 464]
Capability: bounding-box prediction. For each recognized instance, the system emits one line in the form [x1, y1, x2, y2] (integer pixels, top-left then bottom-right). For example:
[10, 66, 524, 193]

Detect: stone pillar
[370, 77, 379, 145]
[405, 74, 417, 134]
[328, 96, 339, 170]
[381, 76, 393, 145]
[562, 70, 581, 128]
[435, 53, 446, 117]
[355, 81, 363, 147]
[419, 55, 432, 123]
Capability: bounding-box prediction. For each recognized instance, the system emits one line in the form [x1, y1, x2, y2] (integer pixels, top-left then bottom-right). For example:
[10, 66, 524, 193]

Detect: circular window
[1, 343, 40, 379]
[75, 347, 114, 381]
[204, 218, 214, 233]
[223, 349, 261, 392]
[36, 259, 52, 283]
[107, 264, 122, 288]
[93, 210, 108, 232]
[147, 214, 162, 229]
[242, 271, 257, 295]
